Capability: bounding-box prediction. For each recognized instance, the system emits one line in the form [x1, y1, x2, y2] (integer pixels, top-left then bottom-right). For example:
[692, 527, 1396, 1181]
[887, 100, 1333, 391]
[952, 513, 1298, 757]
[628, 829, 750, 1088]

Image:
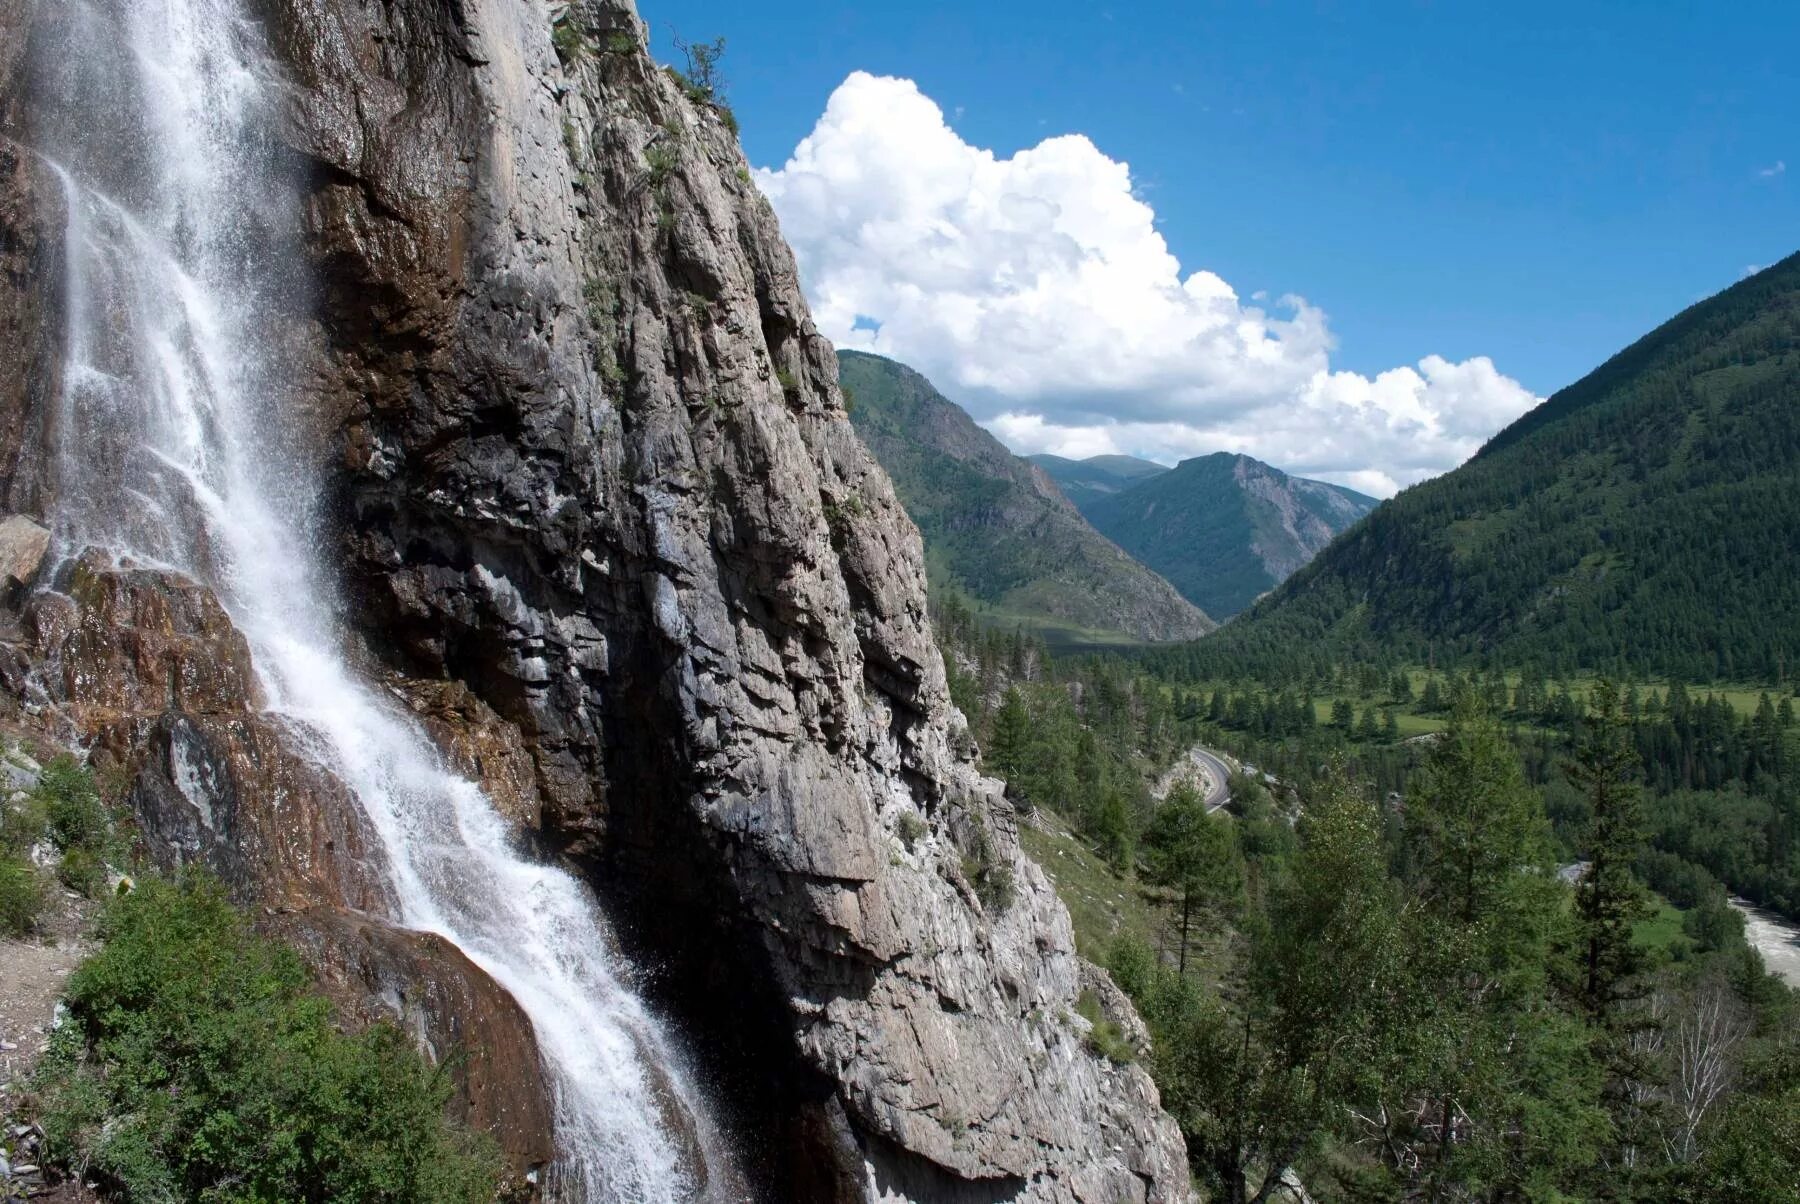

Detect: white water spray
[35, 2, 723, 1199]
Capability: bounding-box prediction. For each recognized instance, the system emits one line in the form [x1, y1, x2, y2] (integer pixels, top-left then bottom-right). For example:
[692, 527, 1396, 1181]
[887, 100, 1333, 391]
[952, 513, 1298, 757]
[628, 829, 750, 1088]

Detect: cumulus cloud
[755, 72, 1539, 496]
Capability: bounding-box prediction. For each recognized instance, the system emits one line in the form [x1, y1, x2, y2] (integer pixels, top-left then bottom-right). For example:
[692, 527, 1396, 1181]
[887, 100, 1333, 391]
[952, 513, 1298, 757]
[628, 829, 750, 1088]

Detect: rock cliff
[0, 0, 1190, 1199]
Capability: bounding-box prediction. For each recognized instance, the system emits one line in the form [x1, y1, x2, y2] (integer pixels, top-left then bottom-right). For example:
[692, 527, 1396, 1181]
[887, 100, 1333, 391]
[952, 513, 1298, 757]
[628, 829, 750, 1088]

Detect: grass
[1075, 990, 1136, 1063]
[1019, 810, 1161, 960]
[1634, 893, 1694, 959]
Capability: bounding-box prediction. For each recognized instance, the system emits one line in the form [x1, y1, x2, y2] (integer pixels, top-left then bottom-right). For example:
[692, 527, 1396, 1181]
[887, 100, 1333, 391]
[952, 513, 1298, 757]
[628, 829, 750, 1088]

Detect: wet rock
[0, 516, 48, 592]
[0, 135, 63, 519]
[267, 908, 558, 1180]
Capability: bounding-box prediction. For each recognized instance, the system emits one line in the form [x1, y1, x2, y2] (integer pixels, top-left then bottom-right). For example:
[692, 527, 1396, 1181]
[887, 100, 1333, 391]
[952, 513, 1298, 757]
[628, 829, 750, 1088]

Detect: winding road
[1154, 745, 1234, 813]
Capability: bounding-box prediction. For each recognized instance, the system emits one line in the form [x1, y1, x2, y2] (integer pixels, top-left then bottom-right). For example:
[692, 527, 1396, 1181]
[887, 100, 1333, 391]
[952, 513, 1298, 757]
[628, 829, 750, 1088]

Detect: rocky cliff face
[0, 0, 1190, 1199]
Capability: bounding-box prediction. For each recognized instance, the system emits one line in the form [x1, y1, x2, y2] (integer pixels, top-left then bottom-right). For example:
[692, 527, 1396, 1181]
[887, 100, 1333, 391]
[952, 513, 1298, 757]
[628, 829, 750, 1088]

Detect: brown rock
[267, 908, 558, 1180]
[0, 513, 48, 589]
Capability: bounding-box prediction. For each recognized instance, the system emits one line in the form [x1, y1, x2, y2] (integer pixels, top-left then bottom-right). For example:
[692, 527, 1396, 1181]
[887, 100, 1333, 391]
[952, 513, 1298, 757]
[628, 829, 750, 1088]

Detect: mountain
[1051, 452, 1377, 619]
[1028, 452, 1170, 509]
[1210, 252, 1800, 680]
[839, 351, 1214, 643]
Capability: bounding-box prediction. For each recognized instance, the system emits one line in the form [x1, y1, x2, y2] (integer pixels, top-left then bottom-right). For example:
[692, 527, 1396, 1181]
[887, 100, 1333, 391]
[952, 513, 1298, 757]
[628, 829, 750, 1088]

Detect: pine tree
[1143, 784, 1242, 973]
[1569, 679, 1652, 1022]
[1392, 685, 1600, 1197]
[987, 687, 1032, 787]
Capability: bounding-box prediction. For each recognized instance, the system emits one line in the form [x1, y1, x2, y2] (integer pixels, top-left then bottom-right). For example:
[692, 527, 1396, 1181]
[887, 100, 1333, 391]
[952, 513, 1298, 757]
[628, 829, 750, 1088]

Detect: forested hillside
[939, 606, 1800, 1203]
[1079, 453, 1375, 618]
[1206, 253, 1800, 680]
[838, 351, 1214, 642]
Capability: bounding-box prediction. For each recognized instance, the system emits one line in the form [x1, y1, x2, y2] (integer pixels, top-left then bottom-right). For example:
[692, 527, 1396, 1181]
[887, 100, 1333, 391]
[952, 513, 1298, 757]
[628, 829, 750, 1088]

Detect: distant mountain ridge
[1207, 251, 1800, 680]
[838, 352, 1215, 643]
[1035, 451, 1377, 618]
[1026, 453, 1170, 510]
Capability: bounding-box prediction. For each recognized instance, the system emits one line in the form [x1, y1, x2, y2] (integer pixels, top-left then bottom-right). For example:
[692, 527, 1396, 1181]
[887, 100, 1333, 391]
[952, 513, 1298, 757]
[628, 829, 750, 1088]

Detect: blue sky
[648, 0, 1796, 491]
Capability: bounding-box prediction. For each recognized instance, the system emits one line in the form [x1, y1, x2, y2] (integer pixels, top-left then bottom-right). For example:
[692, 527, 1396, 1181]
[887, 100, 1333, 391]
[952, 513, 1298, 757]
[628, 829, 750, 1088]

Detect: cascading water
[30, 2, 726, 1199]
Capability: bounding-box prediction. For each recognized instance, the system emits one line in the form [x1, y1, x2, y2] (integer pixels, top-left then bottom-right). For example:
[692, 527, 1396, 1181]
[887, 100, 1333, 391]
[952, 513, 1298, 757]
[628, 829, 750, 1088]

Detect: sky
[649, 0, 1797, 496]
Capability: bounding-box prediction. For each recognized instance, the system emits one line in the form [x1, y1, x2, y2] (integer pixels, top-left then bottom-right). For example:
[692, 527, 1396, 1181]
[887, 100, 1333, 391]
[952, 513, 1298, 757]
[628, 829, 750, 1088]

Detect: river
[1731, 898, 1800, 989]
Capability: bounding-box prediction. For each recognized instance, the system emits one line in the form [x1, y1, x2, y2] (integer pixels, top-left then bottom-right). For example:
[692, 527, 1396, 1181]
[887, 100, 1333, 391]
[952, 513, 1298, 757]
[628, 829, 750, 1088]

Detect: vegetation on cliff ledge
[28, 874, 501, 1203]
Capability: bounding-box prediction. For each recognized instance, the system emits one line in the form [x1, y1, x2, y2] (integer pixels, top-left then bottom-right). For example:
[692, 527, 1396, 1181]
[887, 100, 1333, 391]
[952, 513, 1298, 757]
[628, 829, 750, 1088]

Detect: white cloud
[755, 72, 1539, 496]
[1758, 160, 1786, 178]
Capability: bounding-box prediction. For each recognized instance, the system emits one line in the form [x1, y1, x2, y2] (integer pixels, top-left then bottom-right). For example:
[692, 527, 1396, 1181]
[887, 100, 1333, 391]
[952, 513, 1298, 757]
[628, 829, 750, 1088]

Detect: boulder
[0, 515, 48, 591]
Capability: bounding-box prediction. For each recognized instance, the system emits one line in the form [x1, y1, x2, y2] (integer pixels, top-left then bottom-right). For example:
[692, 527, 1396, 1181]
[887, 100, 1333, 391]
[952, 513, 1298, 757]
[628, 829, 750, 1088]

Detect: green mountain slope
[838, 352, 1214, 643]
[1028, 453, 1169, 510]
[1066, 453, 1376, 619]
[1208, 251, 1800, 680]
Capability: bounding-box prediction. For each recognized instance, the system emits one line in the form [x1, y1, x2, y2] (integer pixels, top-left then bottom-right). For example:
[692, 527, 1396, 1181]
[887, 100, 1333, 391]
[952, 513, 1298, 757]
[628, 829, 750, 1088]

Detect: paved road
[1155, 746, 1235, 813]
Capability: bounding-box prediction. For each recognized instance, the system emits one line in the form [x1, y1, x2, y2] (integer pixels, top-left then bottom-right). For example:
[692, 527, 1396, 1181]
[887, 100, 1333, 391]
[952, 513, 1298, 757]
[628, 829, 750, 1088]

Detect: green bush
[1075, 991, 1135, 1064]
[550, 17, 586, 63]
[40, 755, 109, 853]
[32, 874, 500, 1203]
[0, 853, 44, 936]
[56, 845, 106, 898]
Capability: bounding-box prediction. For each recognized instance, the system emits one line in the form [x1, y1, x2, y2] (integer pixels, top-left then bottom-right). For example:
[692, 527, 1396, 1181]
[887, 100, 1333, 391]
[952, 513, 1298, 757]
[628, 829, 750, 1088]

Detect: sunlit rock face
[0, 0, 1190, 1198]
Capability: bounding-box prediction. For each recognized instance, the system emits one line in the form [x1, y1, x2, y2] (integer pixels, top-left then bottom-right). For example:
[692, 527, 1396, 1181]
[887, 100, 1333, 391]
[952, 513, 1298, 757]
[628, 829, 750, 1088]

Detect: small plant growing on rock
[551, 15, 588, 64]
[604, 30, 638, 55]
[644, 140, 679, 184]
[896, 811, 928, 851]
[961, 821, 1016, 912]
[669, 36, 740, 136]
[821, 494, 869, 536]
[39, 756, 124, 899]
[1075, 990, 1136, 1064]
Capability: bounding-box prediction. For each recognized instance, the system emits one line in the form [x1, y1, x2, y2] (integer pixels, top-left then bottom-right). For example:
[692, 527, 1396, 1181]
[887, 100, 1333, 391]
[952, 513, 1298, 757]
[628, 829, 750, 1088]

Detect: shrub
[896, 811, 928, 851]
[550, 17, 586, 64]
[32, 874, 500, 1203]
[961, 822, 1016, 912]
[39, 755, 109, 854]
[57, 845, 106, 898]
[1075, 990, 1135, 1064]
[0, 853, 44, 936]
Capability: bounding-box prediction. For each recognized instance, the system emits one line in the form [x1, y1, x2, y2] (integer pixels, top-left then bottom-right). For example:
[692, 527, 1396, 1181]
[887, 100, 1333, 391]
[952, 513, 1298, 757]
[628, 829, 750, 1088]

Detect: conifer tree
[1569, 679, 1652, 1023]
[1143, 783, 1242, 973]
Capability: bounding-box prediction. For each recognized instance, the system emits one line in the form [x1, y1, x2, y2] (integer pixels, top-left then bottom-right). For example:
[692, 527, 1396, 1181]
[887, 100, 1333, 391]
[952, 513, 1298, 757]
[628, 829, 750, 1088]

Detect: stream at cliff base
[31, 1, 724, 1199]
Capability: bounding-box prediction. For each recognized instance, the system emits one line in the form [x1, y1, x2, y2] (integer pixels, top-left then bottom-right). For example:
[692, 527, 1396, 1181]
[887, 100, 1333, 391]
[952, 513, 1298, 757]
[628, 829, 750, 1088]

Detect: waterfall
[31, 2, 725, 1199]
